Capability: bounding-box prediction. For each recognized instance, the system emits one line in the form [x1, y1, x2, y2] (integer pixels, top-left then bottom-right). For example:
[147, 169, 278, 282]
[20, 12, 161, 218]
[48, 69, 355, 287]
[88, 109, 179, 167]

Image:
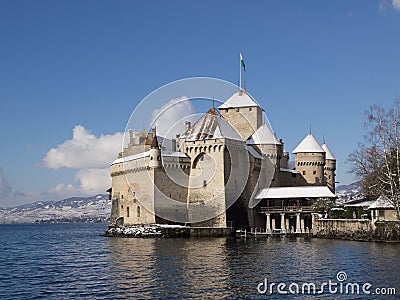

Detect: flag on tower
[240, 53, 246, 71]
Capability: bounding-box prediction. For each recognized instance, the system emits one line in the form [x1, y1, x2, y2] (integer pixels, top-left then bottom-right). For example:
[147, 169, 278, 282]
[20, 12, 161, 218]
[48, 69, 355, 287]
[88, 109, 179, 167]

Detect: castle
[109, 89, 336, 233]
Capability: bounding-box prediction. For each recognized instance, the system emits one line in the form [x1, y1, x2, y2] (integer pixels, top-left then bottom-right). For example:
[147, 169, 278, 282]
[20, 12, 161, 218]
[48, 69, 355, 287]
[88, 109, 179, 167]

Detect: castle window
[226, 109, 229, 113]
[203, 180, 207, 187]
[121, 195, 124, 199]
[121, 205, 124, 209]
[313, 171, 316, 175]
[236, 108, 240, 112]
[137, 206, 141, 218]
[303, 171, 306, 175]
[150, 157, 153, 160]
[127, 207, 130, 217]
[249, 107, 252, 111]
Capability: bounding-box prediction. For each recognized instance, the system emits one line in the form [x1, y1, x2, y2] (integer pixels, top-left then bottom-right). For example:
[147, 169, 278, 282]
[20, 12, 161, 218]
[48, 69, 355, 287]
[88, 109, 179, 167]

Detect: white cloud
[0, 168, 12, 197]
[379, 0, 400, 11]
[75, 168, 111, 195]
[48, 183, 76, 196]
[393, 0, 400, 10]
[379, 0, 388, 11]
[151, 96, 196, 138]
[43, 125, 127, 169]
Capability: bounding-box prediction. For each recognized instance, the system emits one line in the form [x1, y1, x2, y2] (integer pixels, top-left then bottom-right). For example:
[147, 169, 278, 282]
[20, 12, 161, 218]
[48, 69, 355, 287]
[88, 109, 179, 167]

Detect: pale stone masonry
[109, 89, 337, 231]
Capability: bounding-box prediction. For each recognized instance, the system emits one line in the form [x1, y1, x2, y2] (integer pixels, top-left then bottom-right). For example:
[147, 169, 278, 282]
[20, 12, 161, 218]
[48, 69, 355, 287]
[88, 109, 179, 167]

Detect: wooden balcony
[259, 206, 313, 213]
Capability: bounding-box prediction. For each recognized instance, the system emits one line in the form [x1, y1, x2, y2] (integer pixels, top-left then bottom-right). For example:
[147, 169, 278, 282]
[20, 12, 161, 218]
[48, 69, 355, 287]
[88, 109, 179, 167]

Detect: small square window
[249, 107, 252, 111]
[313, 171, 316, 175]
[303, 171, 306, 175]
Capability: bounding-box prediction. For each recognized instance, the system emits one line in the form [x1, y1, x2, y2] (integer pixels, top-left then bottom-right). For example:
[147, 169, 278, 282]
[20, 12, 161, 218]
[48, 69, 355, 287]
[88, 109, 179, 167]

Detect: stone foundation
[312, 219, 400, 242]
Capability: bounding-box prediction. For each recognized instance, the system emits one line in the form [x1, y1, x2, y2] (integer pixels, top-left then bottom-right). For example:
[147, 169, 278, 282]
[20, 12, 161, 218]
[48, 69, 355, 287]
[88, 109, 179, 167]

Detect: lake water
[0, 223, 399, 299]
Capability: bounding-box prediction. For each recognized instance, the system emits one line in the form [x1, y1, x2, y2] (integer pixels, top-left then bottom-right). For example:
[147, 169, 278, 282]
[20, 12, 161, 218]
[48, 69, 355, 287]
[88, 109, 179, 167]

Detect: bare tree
[348, 99, 400, 219]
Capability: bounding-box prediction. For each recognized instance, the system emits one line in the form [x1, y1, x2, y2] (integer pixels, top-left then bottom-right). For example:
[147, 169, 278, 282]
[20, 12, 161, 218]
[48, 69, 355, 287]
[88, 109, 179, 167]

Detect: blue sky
[1, 0, 400, 207]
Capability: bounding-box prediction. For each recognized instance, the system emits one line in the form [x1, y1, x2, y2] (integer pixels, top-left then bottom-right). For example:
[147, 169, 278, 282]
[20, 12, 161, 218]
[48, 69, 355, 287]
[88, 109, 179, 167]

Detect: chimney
[185, 121, 191, 132]
[172, 139, 176, 152]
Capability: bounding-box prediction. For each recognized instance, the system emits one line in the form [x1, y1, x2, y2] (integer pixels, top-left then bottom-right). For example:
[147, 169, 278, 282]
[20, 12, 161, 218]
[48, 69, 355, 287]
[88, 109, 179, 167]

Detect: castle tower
[149, 130, 161, 168]
[293, 133, 326, 186]
[218, 90, 263, 140]
[246, 123, 282, 186]
[180, 107, 247, 227]
[321, 143, 336, 193]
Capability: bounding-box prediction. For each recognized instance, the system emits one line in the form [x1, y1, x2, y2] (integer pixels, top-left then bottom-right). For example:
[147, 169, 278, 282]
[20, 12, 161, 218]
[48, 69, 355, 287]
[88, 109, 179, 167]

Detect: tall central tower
[218, 90, 263, 140]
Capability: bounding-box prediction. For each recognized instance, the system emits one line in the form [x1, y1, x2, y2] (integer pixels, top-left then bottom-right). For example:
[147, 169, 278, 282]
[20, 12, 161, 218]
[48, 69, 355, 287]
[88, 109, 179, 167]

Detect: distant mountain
[336, 181, 362, 194]
[0, 194, 110, 224]
[336, 181, 364, 204]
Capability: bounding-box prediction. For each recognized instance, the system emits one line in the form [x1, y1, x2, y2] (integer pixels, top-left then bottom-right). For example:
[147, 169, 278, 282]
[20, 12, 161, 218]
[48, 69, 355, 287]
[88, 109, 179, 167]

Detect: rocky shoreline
[103, 224, 191, 238]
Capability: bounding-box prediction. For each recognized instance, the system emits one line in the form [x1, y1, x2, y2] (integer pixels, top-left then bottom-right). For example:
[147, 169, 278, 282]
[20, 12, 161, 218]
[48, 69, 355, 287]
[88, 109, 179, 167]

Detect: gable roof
[246, 124, 282, 145]
[368, 196, 394, 209]
[180, 108, 242, 141]
[255, 186, 336, 199]
[218, 90, 260, 109]
[293, 134, 325, 154]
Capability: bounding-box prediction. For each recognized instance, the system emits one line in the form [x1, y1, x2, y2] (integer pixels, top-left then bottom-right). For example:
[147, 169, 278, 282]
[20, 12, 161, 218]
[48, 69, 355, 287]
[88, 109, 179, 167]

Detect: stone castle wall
[220, 106, 262, 140]
[294, 152, 326, 186]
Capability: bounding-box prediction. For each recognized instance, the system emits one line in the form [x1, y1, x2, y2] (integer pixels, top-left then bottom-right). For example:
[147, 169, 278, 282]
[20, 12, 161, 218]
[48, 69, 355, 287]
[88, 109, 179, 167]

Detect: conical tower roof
[246, 124, 282, 145]
[293, 134, 325, 154]
[218, 90, 260, 109]
[181, 108, 242, 141]
[321, 143, 336, 160]
[151, 130, 159, 149]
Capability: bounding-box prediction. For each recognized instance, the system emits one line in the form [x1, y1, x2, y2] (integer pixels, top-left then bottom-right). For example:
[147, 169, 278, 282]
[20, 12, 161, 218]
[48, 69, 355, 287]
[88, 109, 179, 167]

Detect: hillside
[0, 194, 110, 224]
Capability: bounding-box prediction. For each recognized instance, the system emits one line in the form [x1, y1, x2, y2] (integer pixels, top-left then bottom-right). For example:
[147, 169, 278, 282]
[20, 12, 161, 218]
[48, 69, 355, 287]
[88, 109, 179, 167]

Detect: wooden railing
[259, 206, 313, 213]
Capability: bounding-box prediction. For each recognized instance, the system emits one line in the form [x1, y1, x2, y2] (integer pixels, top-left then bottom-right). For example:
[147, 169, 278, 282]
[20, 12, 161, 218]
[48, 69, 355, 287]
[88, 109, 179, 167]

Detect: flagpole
[239, 53, 242, 90]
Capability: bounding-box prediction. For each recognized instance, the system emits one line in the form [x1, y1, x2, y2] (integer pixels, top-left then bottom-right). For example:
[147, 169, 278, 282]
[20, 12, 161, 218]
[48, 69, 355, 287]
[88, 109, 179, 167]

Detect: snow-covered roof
[246, 124, 282, 145]
[111, 150, 188, 165]
[344, 200, 375, 208]
[293, 134, 325, 154]
[111, 151, 150, 165]
[280, 168, 299, 174]
[246, 145, 263, 159]
[255, 186, 336, 199]
[368, 196, 395, 209]
[218, 90, 260, 109]
[181, 108, 242, 141]
[161, 151, 188, 158]
[321, 143, 336, 160]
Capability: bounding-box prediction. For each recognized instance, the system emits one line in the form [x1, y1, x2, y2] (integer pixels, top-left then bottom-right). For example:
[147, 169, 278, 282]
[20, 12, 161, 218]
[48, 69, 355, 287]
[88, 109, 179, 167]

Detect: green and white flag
[240, 53, 246, 71]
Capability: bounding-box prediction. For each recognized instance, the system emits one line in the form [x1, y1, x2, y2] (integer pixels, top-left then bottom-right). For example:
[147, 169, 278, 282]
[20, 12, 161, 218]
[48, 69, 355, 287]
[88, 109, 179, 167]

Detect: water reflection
[106, 235, 400, 299]
[107, 237, 231, 299]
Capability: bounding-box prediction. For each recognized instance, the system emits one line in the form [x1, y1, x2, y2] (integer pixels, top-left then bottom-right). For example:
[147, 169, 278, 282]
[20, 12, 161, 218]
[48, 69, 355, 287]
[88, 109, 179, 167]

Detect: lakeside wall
[312, 218, 400, 242]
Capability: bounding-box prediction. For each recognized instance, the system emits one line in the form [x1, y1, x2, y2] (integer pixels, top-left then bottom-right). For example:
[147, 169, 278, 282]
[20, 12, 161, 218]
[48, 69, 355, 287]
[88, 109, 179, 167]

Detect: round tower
[149, 131, 161, 168]
[322, 143, 336, 193]
[246, 123, 282, 186]
[293, 134, 326, 186]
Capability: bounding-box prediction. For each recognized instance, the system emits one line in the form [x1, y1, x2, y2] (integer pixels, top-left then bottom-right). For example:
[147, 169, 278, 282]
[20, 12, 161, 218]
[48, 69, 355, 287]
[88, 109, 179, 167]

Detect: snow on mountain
[0, 194, 110, 224]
